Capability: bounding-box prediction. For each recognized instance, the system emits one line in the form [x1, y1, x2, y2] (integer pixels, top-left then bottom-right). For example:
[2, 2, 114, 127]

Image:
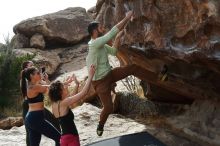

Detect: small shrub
[109, 56, 144, 97]
[0, 37, 34, 109]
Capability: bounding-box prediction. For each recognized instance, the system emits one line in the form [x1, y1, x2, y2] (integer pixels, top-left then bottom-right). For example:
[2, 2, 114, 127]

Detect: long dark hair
[21, 67, 38, 98]
[22, 61, 32, 70]
[49, 81, 63, 102]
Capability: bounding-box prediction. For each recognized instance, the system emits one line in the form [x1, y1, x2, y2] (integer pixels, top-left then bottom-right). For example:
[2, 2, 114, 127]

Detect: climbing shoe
[96, 124, 104, 136]
[159, 65, 168, 82]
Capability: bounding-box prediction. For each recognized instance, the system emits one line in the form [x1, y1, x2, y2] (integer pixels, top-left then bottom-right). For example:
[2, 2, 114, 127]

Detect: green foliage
[0, 37, 35, 108]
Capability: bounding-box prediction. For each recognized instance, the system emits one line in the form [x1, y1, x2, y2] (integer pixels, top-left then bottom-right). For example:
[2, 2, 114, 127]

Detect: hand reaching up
[126, 10, 134, 20]
[65, 74, 77, 86]
[72, 74, 79, 85]
[42, 73, 49, 81]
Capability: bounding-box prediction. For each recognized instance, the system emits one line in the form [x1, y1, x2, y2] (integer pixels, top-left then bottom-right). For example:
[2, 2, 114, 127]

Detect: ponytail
[21, 70, 27, 98]
[20, 67, 38, 98]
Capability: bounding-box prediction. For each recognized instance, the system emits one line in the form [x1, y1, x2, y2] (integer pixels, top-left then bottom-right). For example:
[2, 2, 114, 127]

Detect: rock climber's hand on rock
[126, 10, 134, 20]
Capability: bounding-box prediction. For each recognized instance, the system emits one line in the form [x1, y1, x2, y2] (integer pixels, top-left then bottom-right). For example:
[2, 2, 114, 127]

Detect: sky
[0, 0, 96, 43]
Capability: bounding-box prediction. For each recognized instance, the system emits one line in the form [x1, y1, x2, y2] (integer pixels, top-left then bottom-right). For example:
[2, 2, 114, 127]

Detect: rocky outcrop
[14, 42, 88, 76]
[13, 7, 92, 47]
[13, 48, 61, 75]
[87, 6, 97, 19]
[0, 117, 23, 130]
[95, 0, 220, 103]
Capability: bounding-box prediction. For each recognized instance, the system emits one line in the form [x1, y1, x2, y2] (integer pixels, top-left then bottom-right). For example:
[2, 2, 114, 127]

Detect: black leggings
[22, 100, 30, 146]
[25, 110, 61, 146]
[22, 100, 61, 146]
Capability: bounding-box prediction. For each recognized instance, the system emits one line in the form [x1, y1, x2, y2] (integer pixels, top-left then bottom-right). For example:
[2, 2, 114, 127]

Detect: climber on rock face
[86, 10, 168, 137]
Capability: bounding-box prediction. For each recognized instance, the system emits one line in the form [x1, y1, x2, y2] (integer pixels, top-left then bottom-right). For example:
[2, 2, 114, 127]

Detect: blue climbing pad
[86, 132, 167, 146]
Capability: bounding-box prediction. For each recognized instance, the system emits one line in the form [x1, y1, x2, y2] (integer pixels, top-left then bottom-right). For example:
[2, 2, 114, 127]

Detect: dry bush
[109, 56, 145, 97]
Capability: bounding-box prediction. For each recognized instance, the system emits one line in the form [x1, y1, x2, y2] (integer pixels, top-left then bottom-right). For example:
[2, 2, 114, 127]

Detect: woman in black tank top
[49, 65, 95, 146]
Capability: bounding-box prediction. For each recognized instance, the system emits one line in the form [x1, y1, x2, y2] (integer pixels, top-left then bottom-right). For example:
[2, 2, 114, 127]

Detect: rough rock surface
[115, 92, 220, 146]
[91, 1, 220, 145]
[30, 34, 45, 49]
[167, 100, 220, 146]
[87, 6, 97, 19]
[0, 117, 23, 130]
[95, 0, 220, 103]
[13, 7, 92, 47]
[14, 48, 61, 75]
[11, 34, 29, 48]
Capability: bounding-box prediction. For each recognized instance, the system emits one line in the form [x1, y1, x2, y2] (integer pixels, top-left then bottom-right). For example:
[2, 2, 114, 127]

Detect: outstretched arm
[62, 65, 96, 106]
[104, 30, 125, 56]
[70, 74, 80, 96]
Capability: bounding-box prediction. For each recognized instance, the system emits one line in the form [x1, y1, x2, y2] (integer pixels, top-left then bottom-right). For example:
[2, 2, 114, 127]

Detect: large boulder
[95, 0, 220, 102]
[0, 117, 23, 130]
[13, 7, 92, 47]
[87, 6, 97, 20]
[14, 48, 62, 75]
[28, 48, 62, 75]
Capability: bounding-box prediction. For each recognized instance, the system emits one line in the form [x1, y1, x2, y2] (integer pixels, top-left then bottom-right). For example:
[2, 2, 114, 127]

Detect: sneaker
[159, 65, 168, 82]
[96, 124, 104, 136]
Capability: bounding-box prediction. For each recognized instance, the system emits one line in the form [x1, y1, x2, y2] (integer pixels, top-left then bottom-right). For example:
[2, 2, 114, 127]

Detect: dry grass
[0, 98, 23, 118]
[109, 56, 145, 97]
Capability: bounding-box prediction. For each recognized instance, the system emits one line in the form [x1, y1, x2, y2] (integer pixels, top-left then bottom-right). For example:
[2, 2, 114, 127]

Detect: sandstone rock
[167, 100, 220, 146]
[95, 0, 220, 102]
[114, 92, 220, 146]
[30, 34, 45, 49]
[87, 6, 96, 19]
[13, 7, 92, 47]
[12, 48, 61, 75]
[0, 117, 23, 130]
[26, 48, 62, 75]
[11, 34, 29, 49]
[14, 42, 88, 76]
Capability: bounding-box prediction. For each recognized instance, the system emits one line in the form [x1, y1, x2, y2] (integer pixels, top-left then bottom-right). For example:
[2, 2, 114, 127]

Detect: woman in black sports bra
[48, 65, 95, 146]
[22, 67, 61, 146]
[20, 61, 34, 146]
[20, 61, 61, 146]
